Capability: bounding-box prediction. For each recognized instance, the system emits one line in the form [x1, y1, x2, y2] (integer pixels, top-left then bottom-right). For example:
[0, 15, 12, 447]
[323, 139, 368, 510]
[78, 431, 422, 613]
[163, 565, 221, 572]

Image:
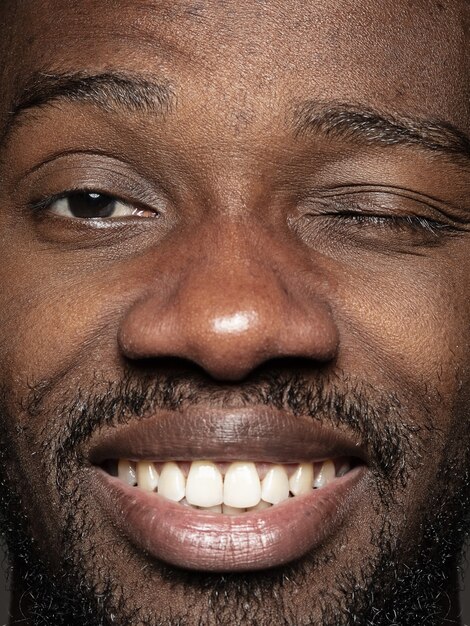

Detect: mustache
[29, 362, 425, 484]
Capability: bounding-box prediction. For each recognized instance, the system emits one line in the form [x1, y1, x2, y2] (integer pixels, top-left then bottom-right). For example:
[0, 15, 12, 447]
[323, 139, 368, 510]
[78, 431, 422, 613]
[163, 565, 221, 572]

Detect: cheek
[0, 260, 124, 398]
[338, 255, 470, 397]
[0, 218, 179, 394]
[338, 256, 470, 535]
[337, 251, 470, 512]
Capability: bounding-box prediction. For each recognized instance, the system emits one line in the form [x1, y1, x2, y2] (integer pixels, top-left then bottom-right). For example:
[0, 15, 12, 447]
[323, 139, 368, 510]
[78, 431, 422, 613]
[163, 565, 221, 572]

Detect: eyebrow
[293, 101, 470, 167]
[0, 70, 175, 146]
[2, 73, 469, 170]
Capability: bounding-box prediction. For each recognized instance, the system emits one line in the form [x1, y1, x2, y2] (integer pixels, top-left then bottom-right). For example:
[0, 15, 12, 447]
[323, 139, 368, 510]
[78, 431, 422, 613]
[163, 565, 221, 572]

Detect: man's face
[0, 1, 469, 625]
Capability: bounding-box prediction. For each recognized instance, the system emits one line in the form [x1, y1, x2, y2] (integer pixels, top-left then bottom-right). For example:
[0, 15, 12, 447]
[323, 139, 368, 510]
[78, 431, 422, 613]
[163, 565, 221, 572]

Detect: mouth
[88, 408, 369, 572]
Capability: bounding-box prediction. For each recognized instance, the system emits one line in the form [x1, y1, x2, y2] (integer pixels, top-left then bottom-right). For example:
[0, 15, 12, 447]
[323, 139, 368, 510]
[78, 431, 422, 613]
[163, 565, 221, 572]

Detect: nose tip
[193, 306, 338, 380]
[190, 308, 278, 380]
[190, 309, 271, 380]
[212, 311, 256, 334]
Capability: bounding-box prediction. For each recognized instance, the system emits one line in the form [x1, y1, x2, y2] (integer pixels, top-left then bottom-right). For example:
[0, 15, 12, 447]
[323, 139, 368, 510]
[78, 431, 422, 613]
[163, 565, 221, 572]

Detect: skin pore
[0, 0, 469, 624]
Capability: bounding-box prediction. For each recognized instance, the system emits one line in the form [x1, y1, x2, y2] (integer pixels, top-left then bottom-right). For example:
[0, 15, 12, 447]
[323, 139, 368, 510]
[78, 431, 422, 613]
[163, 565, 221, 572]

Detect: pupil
[68, 192, 116, 218]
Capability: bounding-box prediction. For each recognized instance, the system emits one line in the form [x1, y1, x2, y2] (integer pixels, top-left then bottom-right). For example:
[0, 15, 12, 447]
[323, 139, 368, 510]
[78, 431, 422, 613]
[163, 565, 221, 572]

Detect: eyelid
[291, 206, 459, 253]
[292, 188, 467, 244]
[16, 151, 174, 219]
[306, 186, 468, 224]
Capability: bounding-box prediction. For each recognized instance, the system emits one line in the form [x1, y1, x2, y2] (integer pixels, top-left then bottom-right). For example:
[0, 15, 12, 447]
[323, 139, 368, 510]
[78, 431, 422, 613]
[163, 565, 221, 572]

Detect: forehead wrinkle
[293, 100, 470, 167]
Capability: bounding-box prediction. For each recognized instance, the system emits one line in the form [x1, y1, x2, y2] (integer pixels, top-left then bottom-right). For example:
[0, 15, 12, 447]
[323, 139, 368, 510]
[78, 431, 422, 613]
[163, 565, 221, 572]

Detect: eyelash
[338, 212, 450, 235]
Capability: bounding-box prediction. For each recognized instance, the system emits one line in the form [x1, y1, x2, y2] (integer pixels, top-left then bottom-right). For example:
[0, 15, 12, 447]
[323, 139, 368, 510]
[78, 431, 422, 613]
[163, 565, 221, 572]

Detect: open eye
[48, 192, 157, 219]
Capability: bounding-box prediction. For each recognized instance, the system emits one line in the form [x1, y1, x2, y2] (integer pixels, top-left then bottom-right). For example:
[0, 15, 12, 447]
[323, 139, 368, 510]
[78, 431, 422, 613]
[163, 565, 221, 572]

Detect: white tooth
[186, 461, 223, 507]
[158, 462, 186, 502]
[224, 462, 261, 508]
[201, 505, 223, 513]
[260, 465, 290, 504]
[118, 459, 137, 486]
[222, 504, 245, 515]
[314, 460, 336, 489]
[136, 461, 159, 492]
[247, 500, 272, 512]
[289, 463, 314, 496]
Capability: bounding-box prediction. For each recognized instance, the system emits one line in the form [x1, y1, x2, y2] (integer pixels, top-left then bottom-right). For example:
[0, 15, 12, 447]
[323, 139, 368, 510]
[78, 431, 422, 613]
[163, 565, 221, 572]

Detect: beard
[0, 366, 469, 626]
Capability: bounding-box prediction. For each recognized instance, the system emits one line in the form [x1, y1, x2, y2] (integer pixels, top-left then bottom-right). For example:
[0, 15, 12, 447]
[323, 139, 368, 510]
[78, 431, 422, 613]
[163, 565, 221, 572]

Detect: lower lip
[92, 466, 366, 572]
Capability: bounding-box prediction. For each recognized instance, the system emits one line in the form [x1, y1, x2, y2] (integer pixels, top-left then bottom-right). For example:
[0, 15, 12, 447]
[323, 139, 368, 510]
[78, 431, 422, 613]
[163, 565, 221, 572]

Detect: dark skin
[0, 0, 469, 624]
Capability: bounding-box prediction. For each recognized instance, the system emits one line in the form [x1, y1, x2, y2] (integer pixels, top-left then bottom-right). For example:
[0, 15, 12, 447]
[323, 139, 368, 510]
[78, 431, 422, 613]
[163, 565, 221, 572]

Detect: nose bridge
[118, 220, 339, 380]
[181, 224, 284, 330]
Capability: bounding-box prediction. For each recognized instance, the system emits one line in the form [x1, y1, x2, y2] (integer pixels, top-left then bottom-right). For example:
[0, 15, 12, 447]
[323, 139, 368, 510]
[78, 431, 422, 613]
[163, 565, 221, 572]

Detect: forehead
[1, 0, 469, 136]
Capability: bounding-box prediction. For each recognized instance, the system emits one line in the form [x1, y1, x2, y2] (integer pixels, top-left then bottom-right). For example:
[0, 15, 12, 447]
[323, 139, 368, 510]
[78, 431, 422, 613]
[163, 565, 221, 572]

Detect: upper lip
[87, 406, 368, 465]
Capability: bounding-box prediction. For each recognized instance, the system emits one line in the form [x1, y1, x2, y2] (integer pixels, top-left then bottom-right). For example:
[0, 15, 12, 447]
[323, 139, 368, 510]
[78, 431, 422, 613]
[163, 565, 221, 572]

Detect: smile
[88, 408, 369, 572]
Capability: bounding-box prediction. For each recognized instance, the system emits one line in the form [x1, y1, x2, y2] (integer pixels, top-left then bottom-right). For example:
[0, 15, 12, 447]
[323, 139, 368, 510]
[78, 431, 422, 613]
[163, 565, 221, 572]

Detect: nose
[118, 224, 339, 381]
